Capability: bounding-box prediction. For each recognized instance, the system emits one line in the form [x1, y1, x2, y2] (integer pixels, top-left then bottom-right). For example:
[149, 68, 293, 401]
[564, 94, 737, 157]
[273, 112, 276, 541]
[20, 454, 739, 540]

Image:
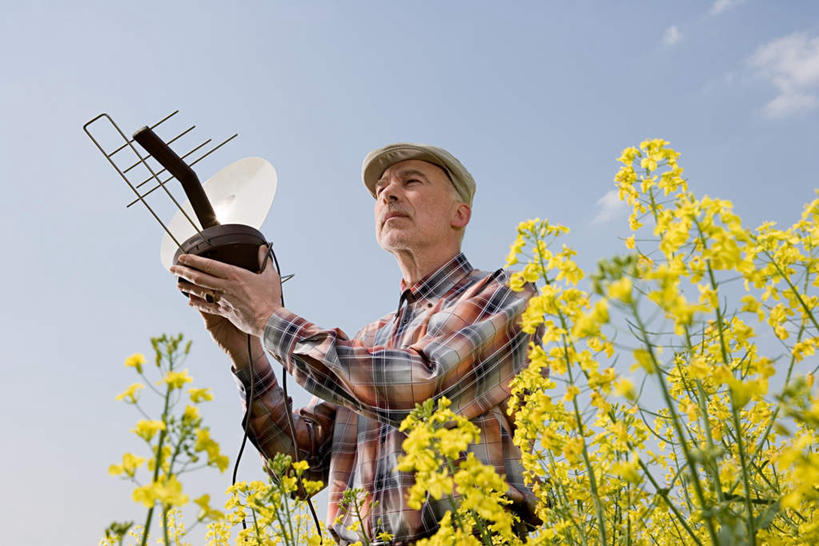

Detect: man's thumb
[257, 243, 270, 272]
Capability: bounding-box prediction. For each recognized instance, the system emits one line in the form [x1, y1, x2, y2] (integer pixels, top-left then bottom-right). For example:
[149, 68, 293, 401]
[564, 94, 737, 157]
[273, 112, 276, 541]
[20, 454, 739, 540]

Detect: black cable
[231, 333, 255, 530]
[267, 243, 323, 541]
[231, 243, 323, 540]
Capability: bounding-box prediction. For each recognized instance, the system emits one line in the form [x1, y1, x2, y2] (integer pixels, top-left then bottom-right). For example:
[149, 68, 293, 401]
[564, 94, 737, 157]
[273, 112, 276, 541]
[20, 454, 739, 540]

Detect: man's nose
[379, 181, 401, 203]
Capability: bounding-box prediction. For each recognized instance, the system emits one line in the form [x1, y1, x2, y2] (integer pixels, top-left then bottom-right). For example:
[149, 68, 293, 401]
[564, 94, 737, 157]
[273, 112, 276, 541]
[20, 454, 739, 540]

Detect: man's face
[373, 159, 467, 253]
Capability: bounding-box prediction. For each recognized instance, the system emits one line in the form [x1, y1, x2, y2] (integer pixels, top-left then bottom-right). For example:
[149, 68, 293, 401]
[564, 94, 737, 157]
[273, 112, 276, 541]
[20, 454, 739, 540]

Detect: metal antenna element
[83, 111, 238, 250]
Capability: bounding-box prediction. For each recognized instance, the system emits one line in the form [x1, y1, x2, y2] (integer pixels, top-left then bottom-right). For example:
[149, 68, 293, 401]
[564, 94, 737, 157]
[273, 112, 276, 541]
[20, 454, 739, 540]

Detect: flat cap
[362, 143, 476, 206]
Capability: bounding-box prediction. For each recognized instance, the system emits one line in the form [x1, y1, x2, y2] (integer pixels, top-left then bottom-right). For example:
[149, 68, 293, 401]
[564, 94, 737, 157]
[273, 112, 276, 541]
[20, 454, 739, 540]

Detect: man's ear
[451, 203, 471, 229]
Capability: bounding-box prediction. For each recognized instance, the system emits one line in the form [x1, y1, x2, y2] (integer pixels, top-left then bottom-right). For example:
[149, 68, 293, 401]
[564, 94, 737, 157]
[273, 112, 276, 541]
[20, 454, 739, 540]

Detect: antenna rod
[133, 126, 220, 229]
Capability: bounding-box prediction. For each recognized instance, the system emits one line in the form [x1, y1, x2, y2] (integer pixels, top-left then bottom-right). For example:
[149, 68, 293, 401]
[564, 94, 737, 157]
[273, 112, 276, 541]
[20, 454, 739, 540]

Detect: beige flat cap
[362, 143, 476, 206]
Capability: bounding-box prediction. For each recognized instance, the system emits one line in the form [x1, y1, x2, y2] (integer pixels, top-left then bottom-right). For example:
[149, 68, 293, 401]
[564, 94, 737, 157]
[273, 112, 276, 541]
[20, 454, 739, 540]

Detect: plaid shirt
[234, 253, 538, 544]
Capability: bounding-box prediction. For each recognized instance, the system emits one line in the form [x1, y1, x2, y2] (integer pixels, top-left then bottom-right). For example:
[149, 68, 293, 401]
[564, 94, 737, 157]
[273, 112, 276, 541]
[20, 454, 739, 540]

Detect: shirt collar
[399, 252, 473, 302]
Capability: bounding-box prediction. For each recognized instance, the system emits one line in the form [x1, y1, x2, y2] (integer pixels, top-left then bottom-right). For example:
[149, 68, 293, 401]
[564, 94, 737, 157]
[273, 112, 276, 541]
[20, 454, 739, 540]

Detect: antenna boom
[133, 126, 220, 229]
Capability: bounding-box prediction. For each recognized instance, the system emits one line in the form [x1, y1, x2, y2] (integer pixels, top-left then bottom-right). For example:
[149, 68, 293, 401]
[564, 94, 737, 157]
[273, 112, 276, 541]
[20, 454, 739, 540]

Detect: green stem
[446, 493, 468, 535]
[538, 276, 610, 535]
[704, 260, 756, 543]
[636, 459, 703, 545]
[683, 326, 725, 503]
[647, 186, 662, 223]
[728, 391, 756, 541]
[746, 258, 813, 470]
[605, 402, 702, 544]
[163, 507, 171, 546]
[351, 493, 371, 546]
[567, 364, 609, 544]
[271, 496, 292, 546]
[544, 448, 588, 545]
[139, 348, 175, 546]
[626, 481, 632, 546]
[250, 506, 264, 546]
[280, 480, 297, 545]
[695, 379, 724, 501]
[555, 316, 608, 544]
[748, 317, 806, 470]
[140, 507, 155, 546]
[630, 302, 719, 544]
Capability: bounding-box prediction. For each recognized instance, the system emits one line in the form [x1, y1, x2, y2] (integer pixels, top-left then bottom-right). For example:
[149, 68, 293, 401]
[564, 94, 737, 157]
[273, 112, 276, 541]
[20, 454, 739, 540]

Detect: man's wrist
[228, 336, 266, 371]
[253, 304, 282, 338]
[231, 355, 276, 398]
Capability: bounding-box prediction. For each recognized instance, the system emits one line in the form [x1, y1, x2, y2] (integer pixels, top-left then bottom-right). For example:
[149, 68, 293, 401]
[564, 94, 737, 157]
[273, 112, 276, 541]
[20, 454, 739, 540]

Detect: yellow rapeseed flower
[182, 404, 201, 422]
[161, 369, 193, 390]
[617, 146, 640, 165]
[194, 494, 225, 521]
[614, 378, 636, 401]
[131, 419, 166, 442]
[607, 277, 633, 303]
[505, 236, 525, 267]
[791, 337, 818, 363]
[632, 349, 656, 374]
[124, 353, 145, 374]
[688, 355, 710, 380]
[189, 387, 214, 403]
[109, 452, 146, 478]
[194, 428, 229, 472]
[563, 385, 581, 402]
[115, 382, 144, 404]
[611, 456, 642, 484]
[132, 475, 188, 508]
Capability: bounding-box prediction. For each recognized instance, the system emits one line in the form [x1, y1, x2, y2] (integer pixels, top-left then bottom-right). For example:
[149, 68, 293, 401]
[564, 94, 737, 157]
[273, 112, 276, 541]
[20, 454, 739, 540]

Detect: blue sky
[1, 1, 818, 543]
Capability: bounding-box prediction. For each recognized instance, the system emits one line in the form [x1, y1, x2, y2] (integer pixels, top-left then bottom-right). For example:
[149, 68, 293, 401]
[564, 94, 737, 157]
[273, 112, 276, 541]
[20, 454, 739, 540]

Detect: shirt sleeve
[232, 362, 336, 486]
[262, 274, 534, 428]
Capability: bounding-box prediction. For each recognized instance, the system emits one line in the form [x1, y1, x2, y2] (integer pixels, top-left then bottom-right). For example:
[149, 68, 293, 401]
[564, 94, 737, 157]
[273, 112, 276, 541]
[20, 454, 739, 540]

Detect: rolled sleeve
[263, 307, 304, 366]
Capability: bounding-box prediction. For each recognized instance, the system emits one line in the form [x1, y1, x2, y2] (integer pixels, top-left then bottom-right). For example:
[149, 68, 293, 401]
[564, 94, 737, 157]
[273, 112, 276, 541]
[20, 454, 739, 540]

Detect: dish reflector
[160, 157, 277, 270]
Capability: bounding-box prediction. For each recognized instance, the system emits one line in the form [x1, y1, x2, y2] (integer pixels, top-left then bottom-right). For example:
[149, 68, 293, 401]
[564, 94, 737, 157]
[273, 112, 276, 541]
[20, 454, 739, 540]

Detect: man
[171, 143, 538, 544]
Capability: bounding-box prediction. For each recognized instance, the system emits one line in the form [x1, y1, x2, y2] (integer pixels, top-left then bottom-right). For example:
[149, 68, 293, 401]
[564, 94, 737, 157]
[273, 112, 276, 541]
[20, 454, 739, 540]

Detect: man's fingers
[187, 293, 224, 315]
[177, 253, 236, 278]
[171, 263, 226, 291]
[177, 279, 196, 295]
[257, 244, 270, 272]
[171, 246, 280, 338]
[178, 279, 221, 302]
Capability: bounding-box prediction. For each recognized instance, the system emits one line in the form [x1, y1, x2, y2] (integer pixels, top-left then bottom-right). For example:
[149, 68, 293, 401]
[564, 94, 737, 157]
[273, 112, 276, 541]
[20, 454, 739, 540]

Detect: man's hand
[170, 244, 282, 338]
[185, 305, 268, 369]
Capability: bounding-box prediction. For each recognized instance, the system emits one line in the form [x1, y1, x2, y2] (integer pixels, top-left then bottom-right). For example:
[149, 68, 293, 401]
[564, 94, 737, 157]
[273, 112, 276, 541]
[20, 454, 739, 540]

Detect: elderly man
[171, 144, 538, 544]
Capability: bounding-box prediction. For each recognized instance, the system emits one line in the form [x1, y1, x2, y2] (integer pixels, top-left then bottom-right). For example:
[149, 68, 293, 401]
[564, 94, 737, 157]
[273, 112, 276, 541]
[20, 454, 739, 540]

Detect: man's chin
[377, 234, 413, 252]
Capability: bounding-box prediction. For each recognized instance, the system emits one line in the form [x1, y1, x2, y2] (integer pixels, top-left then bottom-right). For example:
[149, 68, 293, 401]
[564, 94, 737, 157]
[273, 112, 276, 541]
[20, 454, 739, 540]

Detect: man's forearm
[232, 348, 334, 485]
[260, 278, 534, 428]
[229, 335, 270, 376]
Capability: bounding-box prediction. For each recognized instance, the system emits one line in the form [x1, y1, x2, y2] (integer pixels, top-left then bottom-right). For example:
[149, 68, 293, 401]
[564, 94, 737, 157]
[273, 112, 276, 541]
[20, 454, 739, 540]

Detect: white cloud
[748, 32, 819, 119]
[592, 190, 627, 225]
[662, 25, 682, 46]
[762, 92, 817, 118]
[711, 0, 745, 15]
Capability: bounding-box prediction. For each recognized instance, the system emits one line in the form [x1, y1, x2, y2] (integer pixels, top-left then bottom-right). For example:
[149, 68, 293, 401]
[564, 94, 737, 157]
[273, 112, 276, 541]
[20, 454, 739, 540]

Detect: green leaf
[755, 500, 780, 530]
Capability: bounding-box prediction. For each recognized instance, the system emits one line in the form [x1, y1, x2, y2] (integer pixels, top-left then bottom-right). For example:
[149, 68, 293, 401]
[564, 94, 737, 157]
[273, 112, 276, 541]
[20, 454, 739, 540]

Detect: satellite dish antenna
[82, 111, 277, 276]
[159, 157, 277, 270]
[83, 111, 317, 533]
[130, 125, 273, 273]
